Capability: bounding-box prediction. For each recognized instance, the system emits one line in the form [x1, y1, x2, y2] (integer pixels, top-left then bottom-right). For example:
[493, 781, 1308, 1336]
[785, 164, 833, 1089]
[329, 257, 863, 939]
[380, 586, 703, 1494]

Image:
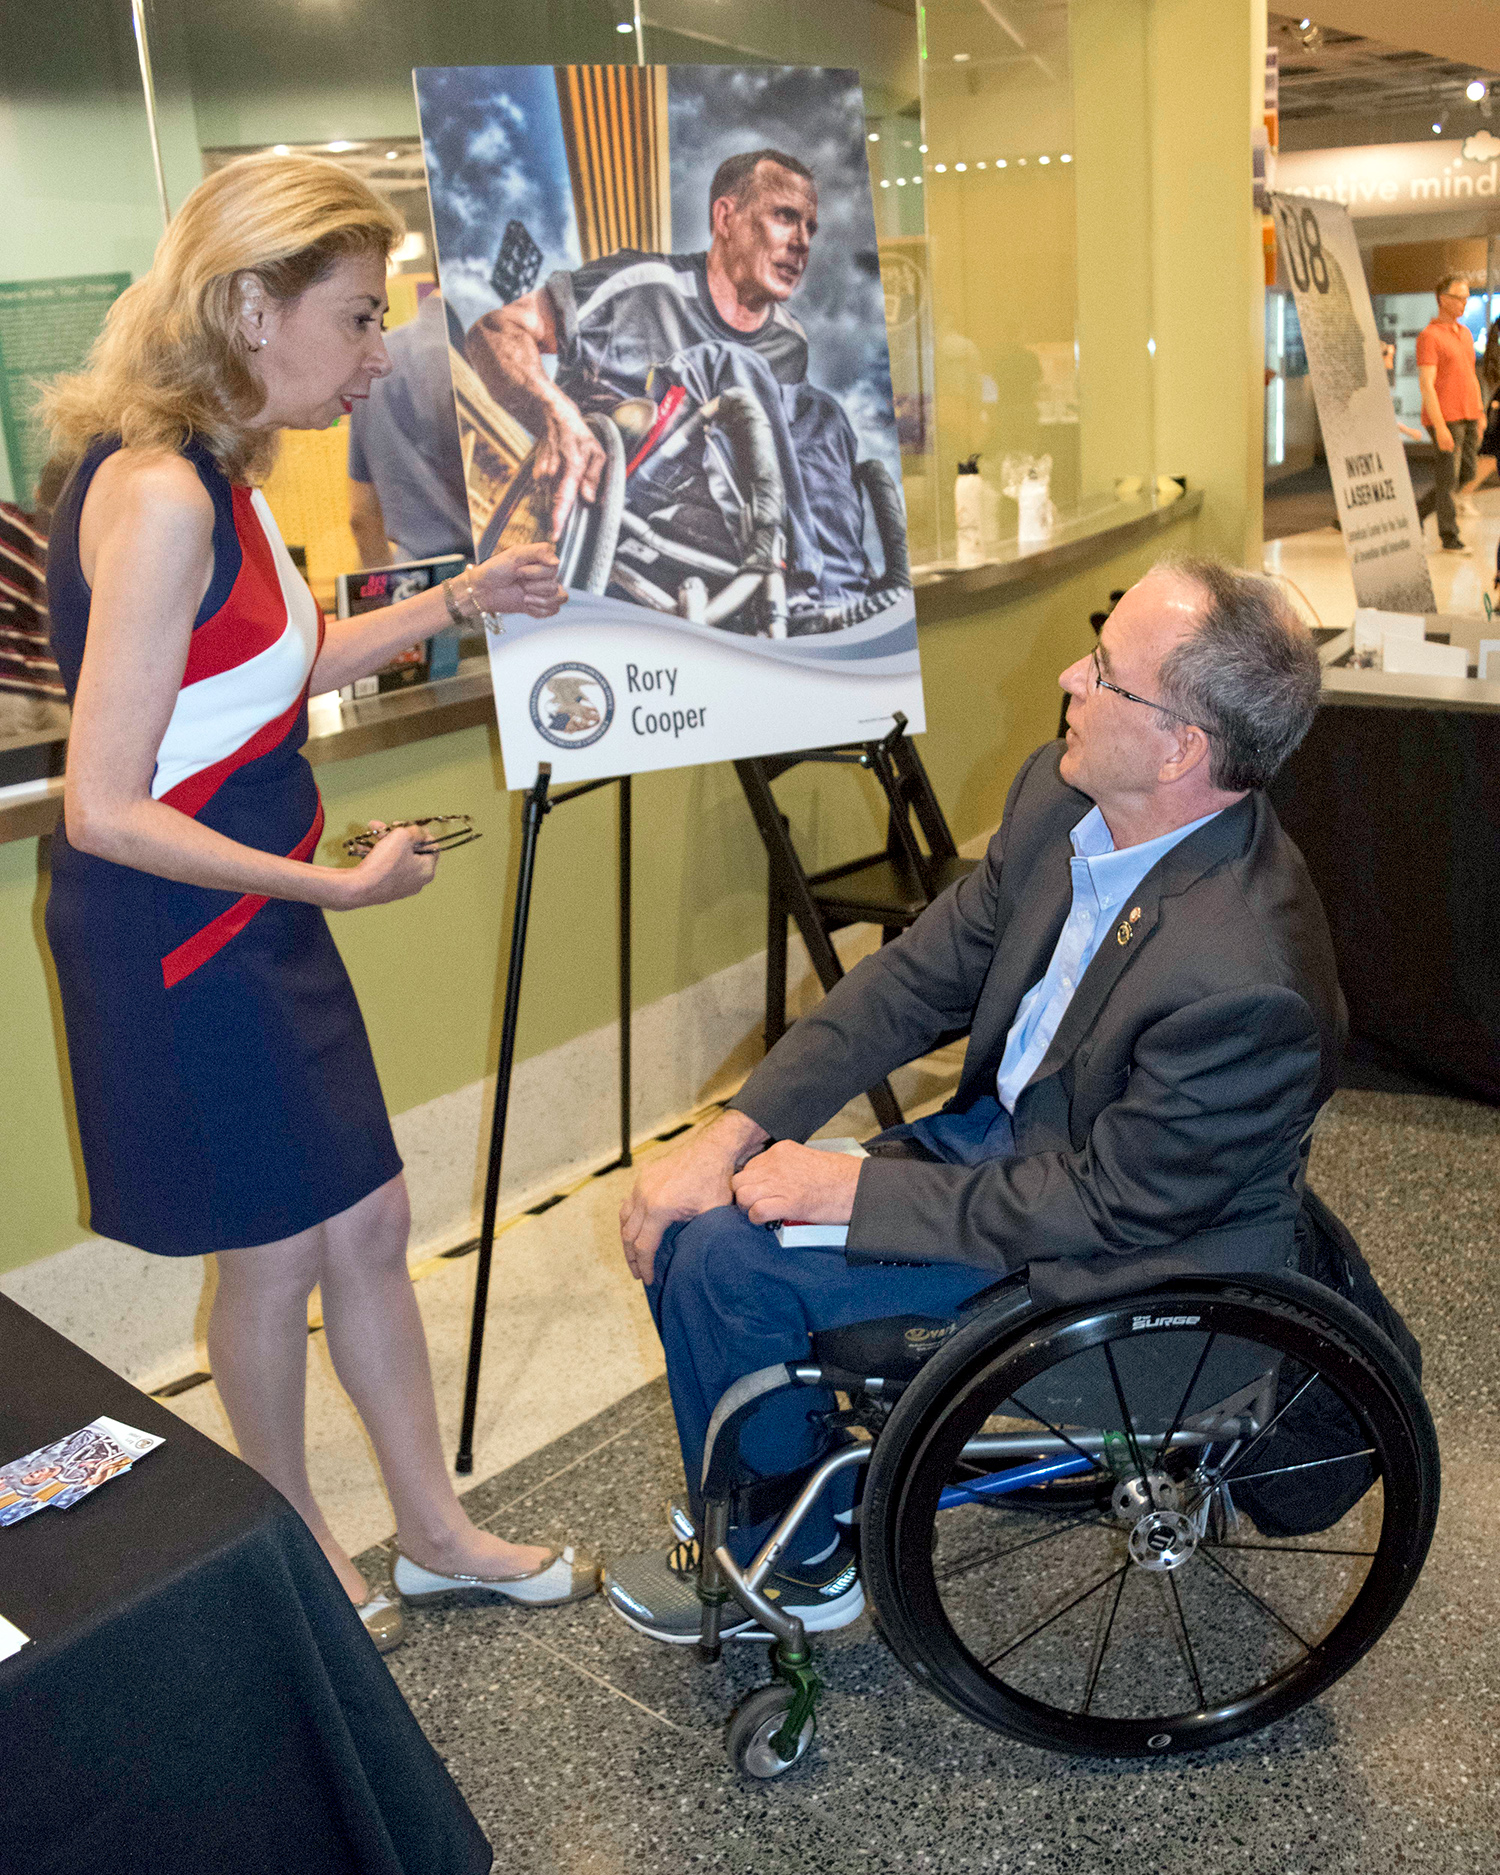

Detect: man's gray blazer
[730, 742, 1347, 1308]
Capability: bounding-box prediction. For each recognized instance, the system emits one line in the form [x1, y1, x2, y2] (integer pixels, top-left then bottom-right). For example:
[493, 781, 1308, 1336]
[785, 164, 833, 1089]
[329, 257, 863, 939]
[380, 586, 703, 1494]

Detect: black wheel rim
[879, 1287, 1436, 1756]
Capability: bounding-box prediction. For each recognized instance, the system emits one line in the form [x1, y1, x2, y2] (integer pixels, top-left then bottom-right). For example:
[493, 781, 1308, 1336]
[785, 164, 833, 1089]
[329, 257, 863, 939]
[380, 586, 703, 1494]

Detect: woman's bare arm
[67, 450, 434, 910]
[308, 540, 568, 694]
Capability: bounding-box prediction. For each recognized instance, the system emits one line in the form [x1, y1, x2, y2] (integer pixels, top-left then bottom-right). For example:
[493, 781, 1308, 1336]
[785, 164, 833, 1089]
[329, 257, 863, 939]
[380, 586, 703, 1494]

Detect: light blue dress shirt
[909, 804, 1222, 1166]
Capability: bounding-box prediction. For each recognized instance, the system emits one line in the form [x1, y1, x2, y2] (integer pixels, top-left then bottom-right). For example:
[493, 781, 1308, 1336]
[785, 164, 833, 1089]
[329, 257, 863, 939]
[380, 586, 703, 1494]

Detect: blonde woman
[42, 153, 599, 1648]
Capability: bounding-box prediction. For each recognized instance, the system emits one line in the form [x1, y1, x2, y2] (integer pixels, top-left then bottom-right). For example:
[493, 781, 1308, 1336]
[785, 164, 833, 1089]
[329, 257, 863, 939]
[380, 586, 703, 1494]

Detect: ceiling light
[913, 175, 922, 185]
[385, 150, 399, 160]
[1468, 80, 1488, 103]
[272, 143, 290, 156]
[868, 132, 880, 142]
[919, 143, 928, 153]
[1039, 154, 1050, 164]
[896, 177, 906, 186]
[1433, 120, 1444, 134]
[997, 158, 1007, 168]
[955, 162, 967, 172]
[1060, 153, 1072, 163]
[976, 161, 986, 169]
[1017, 157, 1027, 165]
[880, 178, 890, 188]
[326, 140, 357, 153]
[616, 19, 633, 30]
[953, 52, 970, 62]
[1298, 15, 1310, 26]
[934, 163, 947, 173]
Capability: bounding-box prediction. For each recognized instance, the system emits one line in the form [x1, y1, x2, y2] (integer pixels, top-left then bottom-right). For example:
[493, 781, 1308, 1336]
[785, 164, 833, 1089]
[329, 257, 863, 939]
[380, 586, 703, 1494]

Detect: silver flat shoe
[392, 1543, 602, 1608]
[356, 1586, 407, 1654]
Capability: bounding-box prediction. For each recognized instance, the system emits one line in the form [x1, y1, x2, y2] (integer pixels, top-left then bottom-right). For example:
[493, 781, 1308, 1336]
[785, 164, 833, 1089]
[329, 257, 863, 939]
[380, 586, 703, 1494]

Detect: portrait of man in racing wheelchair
[466, 148, 909, 638]
[610, 557, 1437, 1776]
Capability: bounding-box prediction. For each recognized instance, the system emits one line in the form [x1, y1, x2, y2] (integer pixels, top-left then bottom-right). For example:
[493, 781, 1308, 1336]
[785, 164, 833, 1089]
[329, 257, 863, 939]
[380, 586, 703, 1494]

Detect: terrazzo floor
[351, 1086, 1499, 1875]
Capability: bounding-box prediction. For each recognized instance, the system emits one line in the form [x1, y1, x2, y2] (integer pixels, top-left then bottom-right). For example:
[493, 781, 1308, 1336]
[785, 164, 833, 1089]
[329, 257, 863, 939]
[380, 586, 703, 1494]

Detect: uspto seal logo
[529, 662, 614, 749]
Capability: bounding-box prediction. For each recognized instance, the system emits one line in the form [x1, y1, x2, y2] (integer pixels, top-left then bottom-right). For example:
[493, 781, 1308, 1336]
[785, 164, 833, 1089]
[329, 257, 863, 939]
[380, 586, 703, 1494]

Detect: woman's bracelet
[441, 565, 506, 636]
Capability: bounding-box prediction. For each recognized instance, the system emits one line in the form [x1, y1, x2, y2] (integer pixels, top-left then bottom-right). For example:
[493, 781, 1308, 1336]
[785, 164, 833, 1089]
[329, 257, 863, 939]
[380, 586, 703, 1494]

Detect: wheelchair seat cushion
[810, 1313, 960, 1385]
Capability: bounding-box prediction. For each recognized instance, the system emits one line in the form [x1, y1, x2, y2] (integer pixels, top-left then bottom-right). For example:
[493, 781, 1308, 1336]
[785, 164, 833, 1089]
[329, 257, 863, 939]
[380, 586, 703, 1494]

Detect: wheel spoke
[983, 1562, 1129, 1671]
[1197, 1545, 1313, 1653]
[937, 1507, 1110, 1582]
[935, 1511, 1111, 1584]
[1002, 1392, 1112, 1482]
[1204, 1540, 1376, 1559]
[1102, 1341, 1149, 1479]
[1212, 1369, 1324, 1488]
[1225, 1449, 1377, 1488]
[1156, 1329, 1218, 1466]
[1182, 1376, 1349, 1521]
[1164, 1570, 1206, 1708]
[1079, 1568, 1129, 1713]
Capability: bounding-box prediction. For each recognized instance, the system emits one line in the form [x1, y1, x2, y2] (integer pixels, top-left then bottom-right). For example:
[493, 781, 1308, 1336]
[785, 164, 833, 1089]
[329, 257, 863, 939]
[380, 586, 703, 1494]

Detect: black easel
[455, 764, 632, 1473]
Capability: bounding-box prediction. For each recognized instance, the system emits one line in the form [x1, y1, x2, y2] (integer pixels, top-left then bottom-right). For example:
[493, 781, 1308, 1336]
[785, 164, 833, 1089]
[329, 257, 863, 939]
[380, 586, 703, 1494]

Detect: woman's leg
[206, 1222, 371, 1602]
[316, 1174, 551, 1579]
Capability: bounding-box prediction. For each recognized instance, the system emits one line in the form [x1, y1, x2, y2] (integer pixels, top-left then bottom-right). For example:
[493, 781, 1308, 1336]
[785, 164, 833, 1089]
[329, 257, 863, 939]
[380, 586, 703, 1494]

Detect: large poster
[415, 64, 923, 786]
[1269, 194, 1435, 615]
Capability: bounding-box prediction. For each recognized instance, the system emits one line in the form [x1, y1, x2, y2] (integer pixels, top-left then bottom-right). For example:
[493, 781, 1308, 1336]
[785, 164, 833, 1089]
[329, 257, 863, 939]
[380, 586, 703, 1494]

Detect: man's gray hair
[1435, 270, 1470, 299]
[1152, 557, 1322, 792]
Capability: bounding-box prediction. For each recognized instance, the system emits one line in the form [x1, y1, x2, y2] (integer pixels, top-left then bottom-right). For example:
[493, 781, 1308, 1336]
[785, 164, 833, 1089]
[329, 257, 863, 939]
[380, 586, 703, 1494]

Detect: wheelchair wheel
[475, 415, 625, 593]
[862, 1276, 1438, 1758]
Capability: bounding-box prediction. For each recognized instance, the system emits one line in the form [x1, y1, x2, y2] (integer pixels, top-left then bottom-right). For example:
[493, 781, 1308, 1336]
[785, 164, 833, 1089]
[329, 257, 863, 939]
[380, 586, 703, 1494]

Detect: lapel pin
[1129, 906, 1141, 923]
[1116, 920, 1132, 946]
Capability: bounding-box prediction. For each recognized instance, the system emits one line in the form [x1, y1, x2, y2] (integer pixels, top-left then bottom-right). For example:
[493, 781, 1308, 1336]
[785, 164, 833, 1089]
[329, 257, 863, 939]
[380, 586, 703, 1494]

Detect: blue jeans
[645, 1202, 998, 1565]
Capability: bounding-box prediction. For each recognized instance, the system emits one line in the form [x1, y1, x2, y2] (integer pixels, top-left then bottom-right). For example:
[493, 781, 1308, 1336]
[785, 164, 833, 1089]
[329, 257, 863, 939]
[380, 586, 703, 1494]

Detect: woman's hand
[468, 541, 569, 621]
[332, 823, 439, 910]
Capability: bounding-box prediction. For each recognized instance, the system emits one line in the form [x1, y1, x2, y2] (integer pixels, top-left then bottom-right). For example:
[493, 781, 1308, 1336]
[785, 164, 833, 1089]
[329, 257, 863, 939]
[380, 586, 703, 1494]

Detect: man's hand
[730, 1141, 861, 1230]
[1436, 423, 1455, 453]
[619, 1109, 769, 1285]
[536, 404, 606, 538]
[465, 295, 605, 538]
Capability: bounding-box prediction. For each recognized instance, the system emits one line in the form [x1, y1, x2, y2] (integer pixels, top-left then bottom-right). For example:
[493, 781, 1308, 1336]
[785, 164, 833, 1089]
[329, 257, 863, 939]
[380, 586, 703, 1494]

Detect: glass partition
[1, 0, 1170, 582]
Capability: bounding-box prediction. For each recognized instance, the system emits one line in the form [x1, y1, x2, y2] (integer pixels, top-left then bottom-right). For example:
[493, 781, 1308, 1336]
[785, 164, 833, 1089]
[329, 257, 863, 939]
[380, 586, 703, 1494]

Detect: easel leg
[456, 767, 551, 1474]
[618, 775, 632, 1171]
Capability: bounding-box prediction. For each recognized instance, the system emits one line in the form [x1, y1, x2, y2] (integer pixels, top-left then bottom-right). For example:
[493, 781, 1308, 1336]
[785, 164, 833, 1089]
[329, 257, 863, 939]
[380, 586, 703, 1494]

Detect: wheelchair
[688, 1260, 1438, 1779]
[476, 370, 910, 639]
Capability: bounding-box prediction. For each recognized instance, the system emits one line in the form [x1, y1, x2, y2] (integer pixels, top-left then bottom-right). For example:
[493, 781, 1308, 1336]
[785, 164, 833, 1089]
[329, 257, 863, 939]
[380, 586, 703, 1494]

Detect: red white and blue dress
[45, 438, 401, 1255]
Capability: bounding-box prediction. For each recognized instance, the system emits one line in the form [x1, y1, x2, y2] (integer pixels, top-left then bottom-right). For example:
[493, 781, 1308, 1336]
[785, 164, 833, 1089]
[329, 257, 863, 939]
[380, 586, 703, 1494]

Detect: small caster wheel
[726, 1684, 814, 1778]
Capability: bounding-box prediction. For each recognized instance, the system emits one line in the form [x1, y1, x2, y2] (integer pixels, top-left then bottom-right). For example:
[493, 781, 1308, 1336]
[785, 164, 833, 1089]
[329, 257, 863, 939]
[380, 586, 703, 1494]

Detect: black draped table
[1268, 668, 1500, 1104]
[0, 1294, 491, 1875]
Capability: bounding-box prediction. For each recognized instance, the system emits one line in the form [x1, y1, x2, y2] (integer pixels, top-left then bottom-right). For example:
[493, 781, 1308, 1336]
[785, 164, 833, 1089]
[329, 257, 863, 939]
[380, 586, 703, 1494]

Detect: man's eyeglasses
[1088, 647, 1201, 731]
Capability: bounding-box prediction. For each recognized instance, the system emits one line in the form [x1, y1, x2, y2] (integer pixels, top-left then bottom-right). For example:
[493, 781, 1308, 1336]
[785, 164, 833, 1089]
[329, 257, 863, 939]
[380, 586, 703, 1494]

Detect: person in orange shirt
[1415, 272, 1483, 551]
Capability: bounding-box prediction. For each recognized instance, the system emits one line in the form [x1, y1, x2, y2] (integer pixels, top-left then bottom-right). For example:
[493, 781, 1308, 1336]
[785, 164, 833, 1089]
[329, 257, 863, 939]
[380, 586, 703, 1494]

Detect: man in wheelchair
[466, 148, 906, 635]
[607, 556, 1422, 1656]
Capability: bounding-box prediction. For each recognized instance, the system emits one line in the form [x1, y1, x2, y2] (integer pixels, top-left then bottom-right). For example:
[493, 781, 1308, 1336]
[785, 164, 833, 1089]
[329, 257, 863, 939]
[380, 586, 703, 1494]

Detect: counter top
[0, 661, 498, 847]
[909, 491, 1203, 621]
[1318, 663, 1500, 713]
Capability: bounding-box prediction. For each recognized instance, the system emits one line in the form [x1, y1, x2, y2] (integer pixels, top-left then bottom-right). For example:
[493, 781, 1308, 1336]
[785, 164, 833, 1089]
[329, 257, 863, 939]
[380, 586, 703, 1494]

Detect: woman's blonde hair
[41, 152, 404, 484]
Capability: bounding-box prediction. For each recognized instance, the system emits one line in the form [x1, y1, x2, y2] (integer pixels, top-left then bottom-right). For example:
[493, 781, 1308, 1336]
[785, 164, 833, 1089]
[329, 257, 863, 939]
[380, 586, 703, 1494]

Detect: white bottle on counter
[955, 454, 984, 564]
